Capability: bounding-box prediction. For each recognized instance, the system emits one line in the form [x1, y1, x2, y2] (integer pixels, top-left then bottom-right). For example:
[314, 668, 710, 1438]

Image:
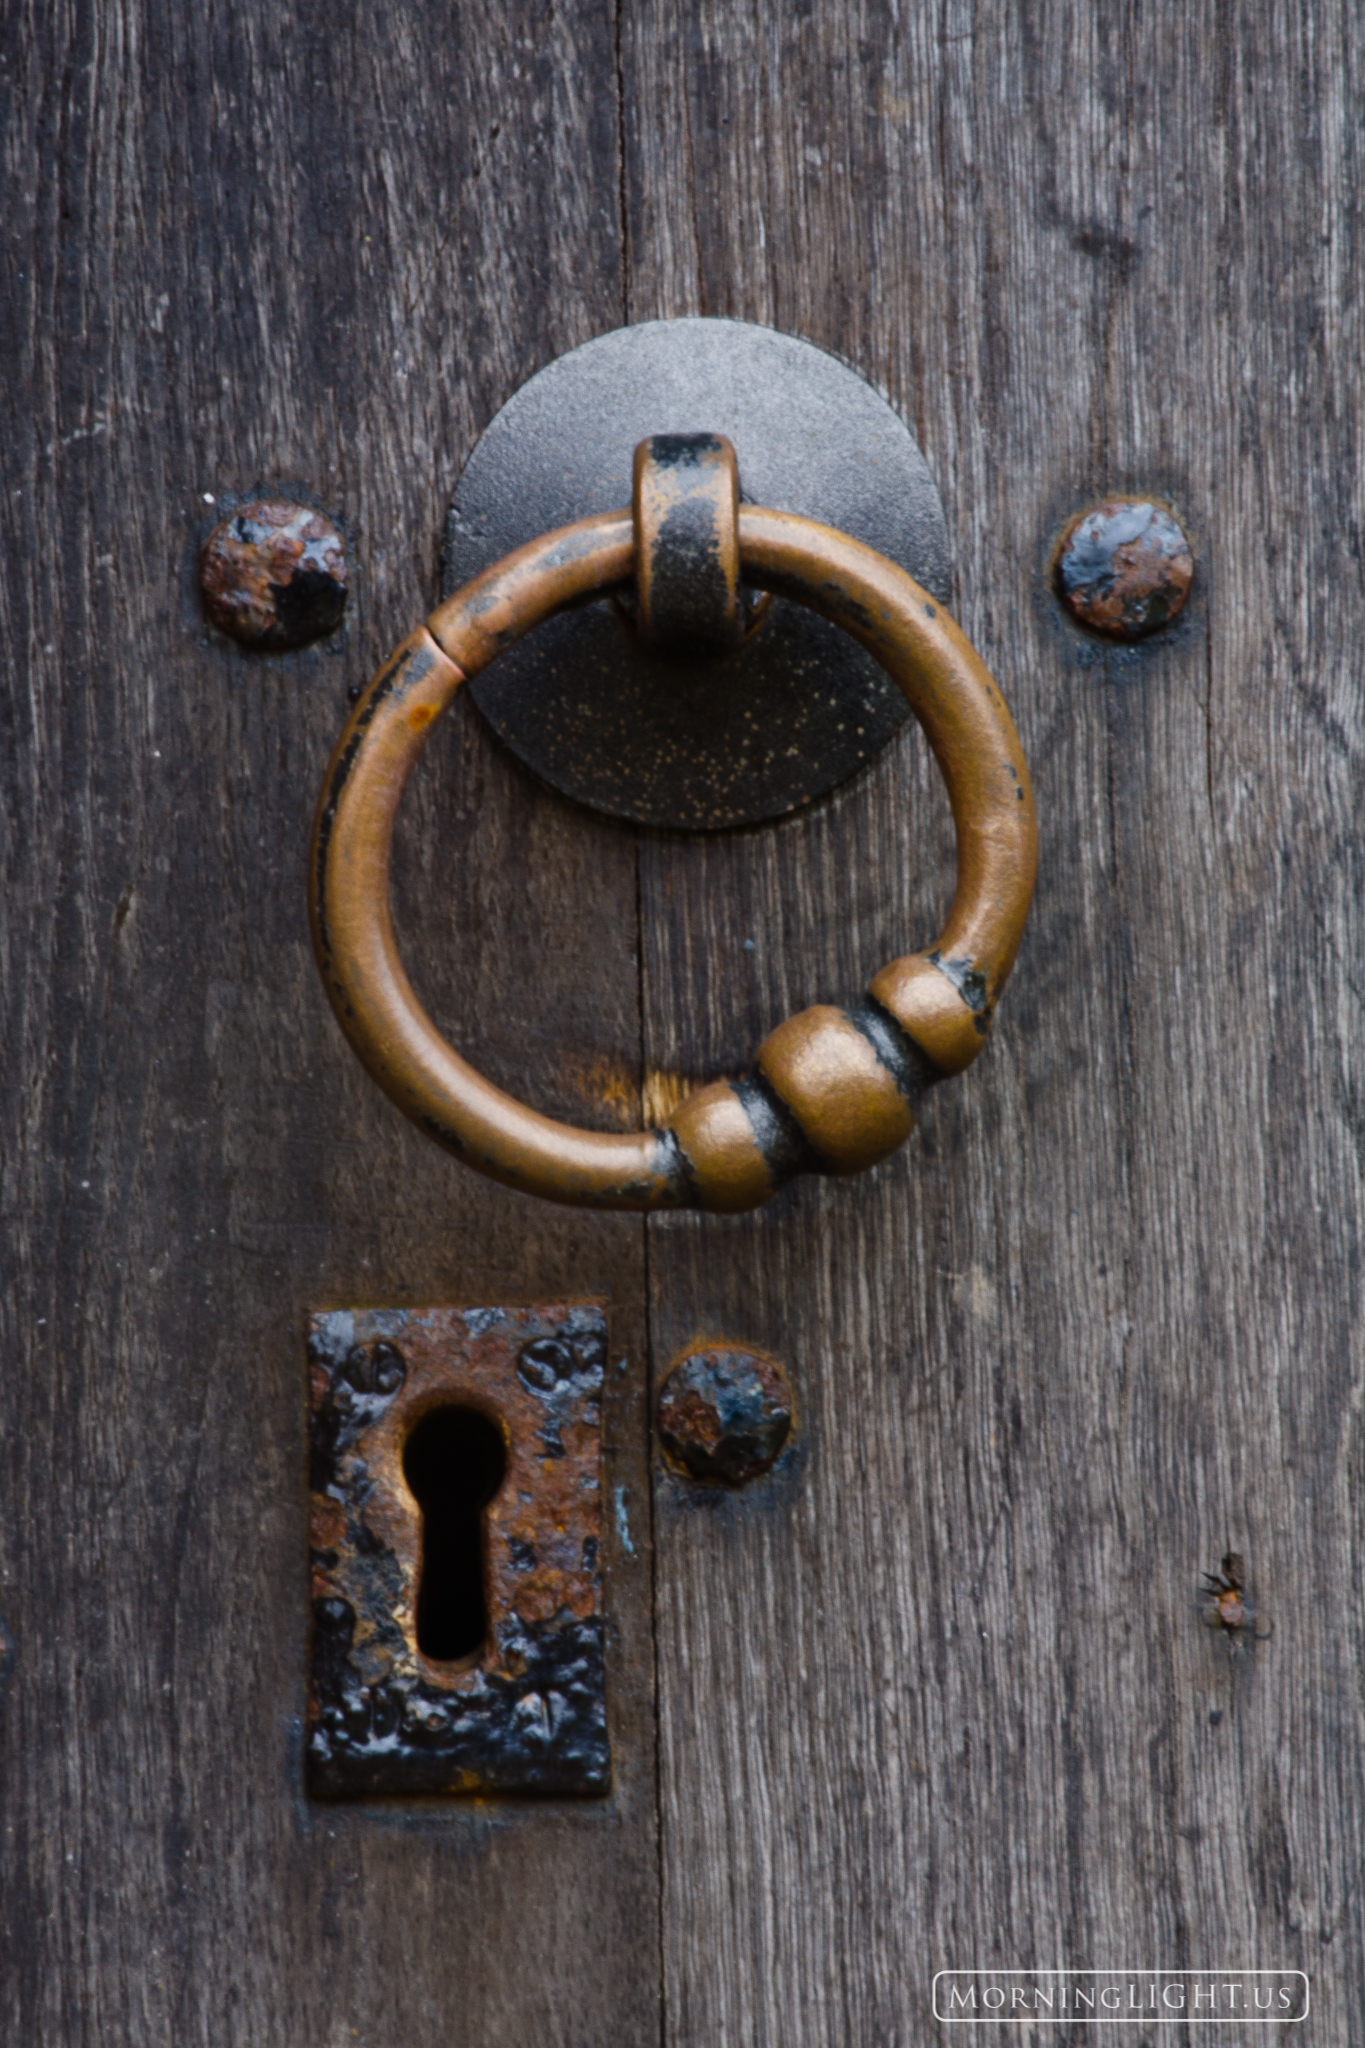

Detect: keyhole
[402, 1407, 507, 1662]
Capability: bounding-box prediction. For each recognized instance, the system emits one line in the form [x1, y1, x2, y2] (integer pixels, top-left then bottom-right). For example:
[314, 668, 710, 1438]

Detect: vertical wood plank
[623, 3, 1365, 2040]
[0, 3, 657, 2042]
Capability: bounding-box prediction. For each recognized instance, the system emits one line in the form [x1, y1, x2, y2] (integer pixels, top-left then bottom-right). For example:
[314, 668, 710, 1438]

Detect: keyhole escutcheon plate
[307, 1304, 609, 1798]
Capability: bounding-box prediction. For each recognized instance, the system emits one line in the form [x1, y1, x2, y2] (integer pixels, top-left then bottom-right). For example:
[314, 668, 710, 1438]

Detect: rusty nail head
[1056, 499, 1192, 639]
[200, 499, 348, 648]
[657, 1344, 793, 1484]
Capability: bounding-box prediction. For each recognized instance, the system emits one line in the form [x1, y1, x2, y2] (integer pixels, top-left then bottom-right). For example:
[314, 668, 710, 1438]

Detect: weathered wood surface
[0, 5, 658, 2044]
[629, 5, 1365, 2045]
[4, 2, 1364, 2044]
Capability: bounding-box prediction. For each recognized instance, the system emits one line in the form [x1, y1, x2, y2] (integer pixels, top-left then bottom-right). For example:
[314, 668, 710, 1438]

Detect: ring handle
[310, 483, 1036, 1213]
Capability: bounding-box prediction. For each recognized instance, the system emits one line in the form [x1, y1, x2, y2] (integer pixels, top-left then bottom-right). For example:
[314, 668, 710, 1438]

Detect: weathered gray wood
[0, 4, 659, 2044]
[8, 1, 1365, 2042]
[625, 4, 1365, 2042]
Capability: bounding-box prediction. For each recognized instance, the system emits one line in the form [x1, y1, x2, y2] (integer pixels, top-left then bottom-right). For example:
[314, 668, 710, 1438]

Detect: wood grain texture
[623, 3, 1365, 2043]
[7, 2, 1365, 2044]
[0, 3, 659, 2044]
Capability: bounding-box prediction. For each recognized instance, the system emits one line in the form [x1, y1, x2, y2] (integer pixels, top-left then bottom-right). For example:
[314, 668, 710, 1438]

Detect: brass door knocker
[310, 433, 1036, 1212]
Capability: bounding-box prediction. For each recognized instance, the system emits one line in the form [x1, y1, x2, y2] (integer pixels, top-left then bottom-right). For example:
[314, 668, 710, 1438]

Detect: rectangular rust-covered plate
[306, 1303, 609, 1798]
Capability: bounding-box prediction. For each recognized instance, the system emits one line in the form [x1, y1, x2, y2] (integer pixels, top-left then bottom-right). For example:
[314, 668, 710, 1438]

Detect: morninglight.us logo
[932, 1970, 1310, 2024]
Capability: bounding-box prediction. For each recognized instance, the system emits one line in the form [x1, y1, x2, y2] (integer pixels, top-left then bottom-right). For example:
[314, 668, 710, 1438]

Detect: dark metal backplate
[445, 318, 952, 830]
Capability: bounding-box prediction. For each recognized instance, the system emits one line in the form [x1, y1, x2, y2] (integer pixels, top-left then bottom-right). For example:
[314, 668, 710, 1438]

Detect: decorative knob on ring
[310, 437, 1037, 1213]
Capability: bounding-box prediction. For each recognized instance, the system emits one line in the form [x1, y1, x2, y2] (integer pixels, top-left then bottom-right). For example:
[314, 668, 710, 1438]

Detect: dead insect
[1203, 1552, 1248, 1628]
[1202, 1552, 1271, 1642]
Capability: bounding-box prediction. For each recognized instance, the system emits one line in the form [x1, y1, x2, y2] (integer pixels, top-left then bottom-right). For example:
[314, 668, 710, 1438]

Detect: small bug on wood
[1202, 1552, 1272, 1643]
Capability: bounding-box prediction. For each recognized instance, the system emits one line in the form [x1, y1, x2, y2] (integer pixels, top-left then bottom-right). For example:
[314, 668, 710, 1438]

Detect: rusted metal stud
[630, 432, 747, 662]
[1056, 499, 1193, 638]
[657, 1344, 793, 1484]
[200, 499, 348, 648]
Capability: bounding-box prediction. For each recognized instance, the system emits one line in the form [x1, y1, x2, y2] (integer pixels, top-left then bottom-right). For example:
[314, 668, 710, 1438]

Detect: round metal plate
[445, 318, 951, 830]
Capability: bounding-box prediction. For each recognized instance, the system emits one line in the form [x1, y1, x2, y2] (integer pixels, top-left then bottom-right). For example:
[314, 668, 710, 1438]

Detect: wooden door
[6, 4, 1362, 2041]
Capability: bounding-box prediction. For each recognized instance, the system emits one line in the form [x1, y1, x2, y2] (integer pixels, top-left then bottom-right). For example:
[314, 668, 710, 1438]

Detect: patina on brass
[310, 444, 1037, 1212]
[630, 432, 746, 660]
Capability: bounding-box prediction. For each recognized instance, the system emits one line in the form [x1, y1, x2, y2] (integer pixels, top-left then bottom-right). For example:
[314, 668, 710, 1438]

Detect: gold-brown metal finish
[631, 432, 744, 660]
[757, 1006, 915, 1176]
[310, 478, 1037, 1213]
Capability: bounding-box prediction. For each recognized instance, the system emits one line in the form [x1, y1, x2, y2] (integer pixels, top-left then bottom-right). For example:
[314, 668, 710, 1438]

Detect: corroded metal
[1056, 499, 1193, 638]
[307, 1304, 609, 1798]
[310, 482, 1037, 1212]
[657, 1346, 793, 1484]
[200, 499, 347, 648]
